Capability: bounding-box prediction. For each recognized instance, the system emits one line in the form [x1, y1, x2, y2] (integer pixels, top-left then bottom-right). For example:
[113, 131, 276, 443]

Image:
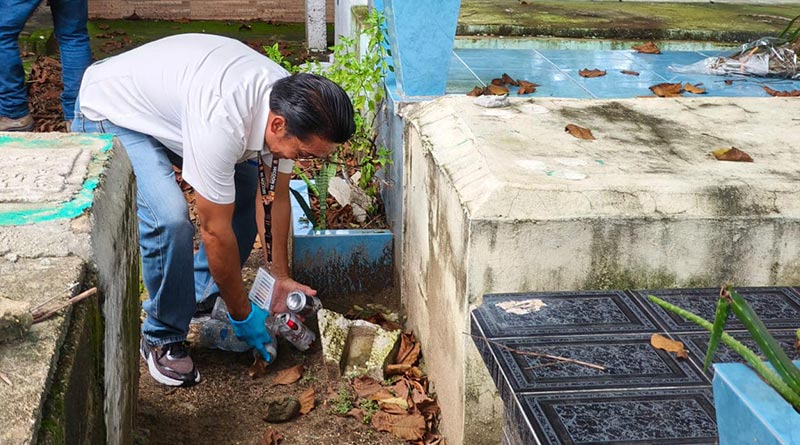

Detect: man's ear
[268, 114, 286, 136]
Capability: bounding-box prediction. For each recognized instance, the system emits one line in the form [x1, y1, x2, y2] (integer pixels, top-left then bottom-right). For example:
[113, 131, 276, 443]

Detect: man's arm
[255, 168, 317, 313]
[194, 194, 250, 320]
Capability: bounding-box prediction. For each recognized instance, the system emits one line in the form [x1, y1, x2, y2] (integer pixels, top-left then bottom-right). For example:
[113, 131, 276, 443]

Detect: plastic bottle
[197, 319, 251, 352]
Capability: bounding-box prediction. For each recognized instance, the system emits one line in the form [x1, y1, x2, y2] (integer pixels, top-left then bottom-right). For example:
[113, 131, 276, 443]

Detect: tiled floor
[471, 287, 800, 445]
[448, 48, 800, 98]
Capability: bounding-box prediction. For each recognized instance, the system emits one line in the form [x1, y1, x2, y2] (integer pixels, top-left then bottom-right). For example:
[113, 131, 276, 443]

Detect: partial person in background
[0, 0, 91, 131]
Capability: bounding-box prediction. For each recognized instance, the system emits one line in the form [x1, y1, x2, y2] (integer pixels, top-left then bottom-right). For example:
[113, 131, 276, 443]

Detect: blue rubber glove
[228, 301, 273, 362]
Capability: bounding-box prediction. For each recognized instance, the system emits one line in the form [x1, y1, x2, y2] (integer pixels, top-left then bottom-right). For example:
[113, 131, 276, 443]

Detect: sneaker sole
[1, 122, 34, 132]
[141, 341, 201, 387]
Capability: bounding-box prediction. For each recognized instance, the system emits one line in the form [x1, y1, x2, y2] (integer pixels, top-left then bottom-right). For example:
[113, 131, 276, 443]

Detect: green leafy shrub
[265, 9, 393, 230]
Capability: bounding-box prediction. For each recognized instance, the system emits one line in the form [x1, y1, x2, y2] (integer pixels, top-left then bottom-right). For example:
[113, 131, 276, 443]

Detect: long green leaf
[289, 187, 317, 228]
[704, 297, 731, 372]
[315, 161, 337, 230]
[649, 295, 800, 410]
[777, 13, 800, 39]
[727, 288, 800, 394]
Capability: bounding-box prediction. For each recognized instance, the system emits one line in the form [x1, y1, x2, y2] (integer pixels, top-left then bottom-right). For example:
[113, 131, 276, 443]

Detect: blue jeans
[72, 100, 259, 345]
[0, 0, 91, 120]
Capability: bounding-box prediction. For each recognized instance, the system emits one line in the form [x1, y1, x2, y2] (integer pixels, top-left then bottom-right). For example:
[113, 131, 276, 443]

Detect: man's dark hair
[270, 73, 355, 144]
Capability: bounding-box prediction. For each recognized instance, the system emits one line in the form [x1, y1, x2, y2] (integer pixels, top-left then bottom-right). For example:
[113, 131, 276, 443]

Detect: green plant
[649, 285, 800, 411]
[332, 387, 354, 415]
[359, 399, 379, 424]
[266, 8, 393, 230]
[777, 13, 800, 43]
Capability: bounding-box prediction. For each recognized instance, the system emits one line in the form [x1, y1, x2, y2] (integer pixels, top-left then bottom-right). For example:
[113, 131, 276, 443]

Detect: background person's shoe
[0, 114, 34, 132]
[140, 338, 201, 387]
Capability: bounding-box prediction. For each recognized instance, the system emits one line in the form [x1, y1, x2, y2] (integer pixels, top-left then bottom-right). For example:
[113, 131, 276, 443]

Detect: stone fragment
[318, 309, 401, 381]
[264, 397, 300, 423]
[474, 94, 510, 108]
[0, 296, 32, 343]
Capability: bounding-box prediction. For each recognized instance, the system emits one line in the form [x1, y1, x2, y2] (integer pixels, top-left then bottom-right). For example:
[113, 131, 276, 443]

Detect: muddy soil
[135, 250, 408, 445]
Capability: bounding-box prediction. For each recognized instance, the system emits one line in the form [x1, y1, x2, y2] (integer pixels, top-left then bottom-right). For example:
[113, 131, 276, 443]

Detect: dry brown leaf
[271, 364, 304, 385]
[262, 428, 283, 445]
[425, 432, 445, 445]
[370, 388, 395, 402]
[484, 84, 509, 95]
[578, 68, 606, 78]
[298, 387, 315, 414]
[411, 387, 433, 405]
[621, 70, 640, 76]
[517, 80, 536, 95]
[386, 364, 412, 376]
[632, 41, 661, 54]
[502, 73, 520, 86]
[396, 333, 421, 365]
[466, 86, 483, 97]
[491, 78, 505, 86]
[393, 379, 410, 399]
[683, 83, 706, 94]
[565, 124, 596, 141]
[725, 79, 734, 85]
[649, 82, 683, 97]
[763, 86, 800, 97]
[390, 413, 427, 441]
[353, 376, 383, 398]
[416, 399, 440, 418]
[406, 366, 424, 379]
[379, 397, 409, 410]
[711, 147, 754, 163]
[371, 411, 398, 432]
[248, 356, 269, 380]
[347, 408, 364, 423]
[650, 333, 689, 359]
[381, 403, 409, 415]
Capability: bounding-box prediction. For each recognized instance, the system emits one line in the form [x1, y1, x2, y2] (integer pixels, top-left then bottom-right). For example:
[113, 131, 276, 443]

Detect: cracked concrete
[401, 96, 800, 445]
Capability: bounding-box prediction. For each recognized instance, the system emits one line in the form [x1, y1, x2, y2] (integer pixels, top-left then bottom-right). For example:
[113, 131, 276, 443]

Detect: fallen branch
[32, 287, 98, 324]
[465, 333, 606, 372]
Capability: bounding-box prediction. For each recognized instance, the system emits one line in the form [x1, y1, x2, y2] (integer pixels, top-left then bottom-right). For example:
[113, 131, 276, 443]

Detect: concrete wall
[88, 0, 334, 21]
[0, 133, 138, 445]
[400, 97, 800, 444]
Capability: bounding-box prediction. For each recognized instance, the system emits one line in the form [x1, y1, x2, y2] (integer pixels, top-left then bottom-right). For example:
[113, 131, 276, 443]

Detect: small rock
[474, 94, 510, 108]
[264, 397, 300, 423]
[4, 253, 18, 263]
[0, 296, 33, 343]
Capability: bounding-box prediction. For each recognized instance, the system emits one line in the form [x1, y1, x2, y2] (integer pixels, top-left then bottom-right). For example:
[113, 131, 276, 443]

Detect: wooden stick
[32, 287, 98, 324]
[465, 333, 607, 372]
[0, 372, 11, 386]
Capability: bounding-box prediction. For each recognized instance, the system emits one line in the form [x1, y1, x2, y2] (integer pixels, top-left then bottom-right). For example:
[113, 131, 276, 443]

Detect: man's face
[264, 112, 337, 160]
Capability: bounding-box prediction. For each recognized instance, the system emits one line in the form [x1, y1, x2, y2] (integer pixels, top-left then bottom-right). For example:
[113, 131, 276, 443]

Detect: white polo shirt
[78, 33, 294, 204]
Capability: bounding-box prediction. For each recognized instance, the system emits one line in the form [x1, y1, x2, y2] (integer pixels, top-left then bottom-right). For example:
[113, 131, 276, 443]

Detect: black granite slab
[482, 334, 710, 393]
[473, 291, 659, 338]
[471, 287, 800, 444]
[682, 330, 800, 378]
[519, 388, 718, 445]
[632, 287, 800, 333]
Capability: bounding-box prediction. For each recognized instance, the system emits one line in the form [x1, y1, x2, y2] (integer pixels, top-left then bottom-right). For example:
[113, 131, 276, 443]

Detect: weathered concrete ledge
[0, 132, 138, 445]
[401, 96, 800, 444]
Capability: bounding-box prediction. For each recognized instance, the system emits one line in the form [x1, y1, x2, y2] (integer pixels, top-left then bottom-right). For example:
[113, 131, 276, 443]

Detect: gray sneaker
[0, 114, 34, 132]
[140, 338, 201, 387]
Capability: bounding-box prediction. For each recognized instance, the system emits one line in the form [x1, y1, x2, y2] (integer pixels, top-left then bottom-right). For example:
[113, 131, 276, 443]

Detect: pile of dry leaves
[254, 330, 444, 445]
[27, 56, 68, 132]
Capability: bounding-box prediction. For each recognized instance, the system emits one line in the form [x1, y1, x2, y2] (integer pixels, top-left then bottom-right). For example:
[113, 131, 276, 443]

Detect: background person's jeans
[72, 100, 258, 345]
[0, 0, 91, 120]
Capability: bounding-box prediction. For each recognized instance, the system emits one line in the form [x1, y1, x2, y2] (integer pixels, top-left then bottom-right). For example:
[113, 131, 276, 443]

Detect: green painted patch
[0, 134, 114, 226]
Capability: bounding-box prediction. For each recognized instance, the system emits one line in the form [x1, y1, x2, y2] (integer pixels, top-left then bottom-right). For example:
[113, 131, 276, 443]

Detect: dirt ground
[135, 249, 411, 445]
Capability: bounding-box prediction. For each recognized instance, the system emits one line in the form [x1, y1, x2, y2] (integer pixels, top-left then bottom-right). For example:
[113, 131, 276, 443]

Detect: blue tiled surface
[448, 48, 800, 98]
[472, 287, 800, 445]
[683, 330, 800, 378]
